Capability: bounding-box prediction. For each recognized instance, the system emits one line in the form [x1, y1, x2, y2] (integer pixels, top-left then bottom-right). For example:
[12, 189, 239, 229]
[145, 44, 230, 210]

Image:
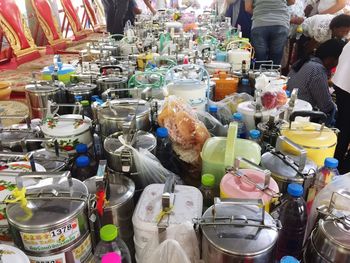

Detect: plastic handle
[224, 122, 237, 168]
[16, 171, 72, 190]
[99, 65, 123, 74]
[289, 111, 327, 124]
[275, 136, 307, 172]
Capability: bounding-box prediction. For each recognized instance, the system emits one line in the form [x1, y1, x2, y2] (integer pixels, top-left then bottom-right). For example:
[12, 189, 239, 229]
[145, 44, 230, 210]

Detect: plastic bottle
[81, 100, 93, 119]
[71, 156, 96, 181]
[276, 184, 307, 260]
[306, 158, 340, 213]
[75, 143, 97, 170]
[208, 105, 220, 121]
[232, 112, 246, 139]
[238, 78, 252, 95]
[249, 129, 261, 144]
[94, 224, 131, 263]
[199, 174, 216, 213]
[280, 256, 299, 263]
[102, 252, 121, 263]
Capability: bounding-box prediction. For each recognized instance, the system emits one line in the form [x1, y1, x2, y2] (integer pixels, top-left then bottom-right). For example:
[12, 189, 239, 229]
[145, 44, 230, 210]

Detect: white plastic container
[132, 184, 203, 256]
[227, 49, 251, 71]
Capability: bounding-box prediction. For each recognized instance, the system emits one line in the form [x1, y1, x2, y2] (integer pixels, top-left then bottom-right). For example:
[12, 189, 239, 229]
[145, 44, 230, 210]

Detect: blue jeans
[251, 25, 289, 65]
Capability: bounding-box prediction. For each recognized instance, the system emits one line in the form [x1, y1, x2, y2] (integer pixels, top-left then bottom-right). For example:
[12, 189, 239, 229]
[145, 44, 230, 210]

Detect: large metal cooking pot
[261, 136, 317, 199]
[6, 172, 93, 262]
[25, 81, 65, 119]
[280, 111, 338, 166]
[96, 99, 151, 139]
[199, 198, 280, 262]
[66, 83, 97, 103]
[303, 192, 350, 263]
[96, 65, 128, 96]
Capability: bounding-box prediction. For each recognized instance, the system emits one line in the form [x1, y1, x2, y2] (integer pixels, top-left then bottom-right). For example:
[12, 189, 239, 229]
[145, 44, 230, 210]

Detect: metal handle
[252, 60, 273, 71]
[99, 65, 123, 74]
[276, 136, 307, 172]
[23, 138, 59, 156]
[16, 171, 72, 191]
[289, 111, 327, 129]
[0, 152, 36, 172]
[0, 115, 31, 129]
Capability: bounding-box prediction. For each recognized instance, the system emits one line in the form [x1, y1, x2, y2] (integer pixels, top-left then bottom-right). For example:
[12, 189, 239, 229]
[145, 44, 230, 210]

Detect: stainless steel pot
[6, 172, 91, 257]
[96, 65, 128, 96]
[96, 99, 151, 139]
[200, 198, 280, 262]
[261, 136, 317, 199]
[30, 148, 69, 172]
[66, 83, 97, 103]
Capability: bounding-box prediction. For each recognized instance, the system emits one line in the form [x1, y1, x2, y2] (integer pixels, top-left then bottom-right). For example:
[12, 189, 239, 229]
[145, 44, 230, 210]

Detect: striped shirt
[287, 57, 335, 114]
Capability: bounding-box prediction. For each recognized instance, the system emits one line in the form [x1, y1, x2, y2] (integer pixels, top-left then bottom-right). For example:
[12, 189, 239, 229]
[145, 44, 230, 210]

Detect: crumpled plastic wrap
[196, 111, 228, 136]
[158, 96, 211, 164]
[139, 222, 200, 263]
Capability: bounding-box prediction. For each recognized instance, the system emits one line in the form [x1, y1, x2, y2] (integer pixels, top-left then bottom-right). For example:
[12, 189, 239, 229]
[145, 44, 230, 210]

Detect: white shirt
[308, 0, 344, 14]
[302, 14, 334, 43]
[332, 41, 350, 93]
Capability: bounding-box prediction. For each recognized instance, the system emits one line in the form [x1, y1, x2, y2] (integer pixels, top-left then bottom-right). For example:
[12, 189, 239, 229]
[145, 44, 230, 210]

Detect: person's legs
[111, 0, 129, 35]
[268, 25, 289, 65]
[251, 26, 269, 63]
[101, 0, 113, 33]
[334, 85, 350, 172]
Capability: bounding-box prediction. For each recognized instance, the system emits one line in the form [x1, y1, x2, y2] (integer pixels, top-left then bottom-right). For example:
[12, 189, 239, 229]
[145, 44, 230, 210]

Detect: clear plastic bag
[196, 111, 228, 136]
[139, 222, 200, 263]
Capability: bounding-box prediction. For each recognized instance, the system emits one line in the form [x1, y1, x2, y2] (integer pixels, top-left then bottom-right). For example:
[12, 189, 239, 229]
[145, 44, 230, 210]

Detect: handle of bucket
[276, 136, 307, 172]
[224, 122, 237, 168]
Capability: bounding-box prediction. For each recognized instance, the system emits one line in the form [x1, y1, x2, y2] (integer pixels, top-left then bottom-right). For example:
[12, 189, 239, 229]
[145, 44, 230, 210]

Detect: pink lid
[101, 252, 121, 263]
[220, 169, 279, 204]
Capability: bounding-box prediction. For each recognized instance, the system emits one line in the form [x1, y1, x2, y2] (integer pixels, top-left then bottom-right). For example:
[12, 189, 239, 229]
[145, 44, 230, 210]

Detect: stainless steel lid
[104, 130, 156, 154]
[25, 83, 59, 94]
[261, 152, 316, 183]
[96, 75, 128, 84]
[0, 131, 37, 147]
[66, 83, 97, 95]
[98, 99, 150, 121]
[201, 200, 278, 256]
[6, 178, 88, 230]
[31, 148, 69, 172]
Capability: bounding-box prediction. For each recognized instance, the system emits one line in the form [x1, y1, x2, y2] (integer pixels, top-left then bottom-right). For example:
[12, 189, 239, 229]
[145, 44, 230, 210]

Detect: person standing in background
[332, 41, 350, 173]
[245, 0, 295, 65]
[102, 0, 129, 35]
[224, 0, 252, 38]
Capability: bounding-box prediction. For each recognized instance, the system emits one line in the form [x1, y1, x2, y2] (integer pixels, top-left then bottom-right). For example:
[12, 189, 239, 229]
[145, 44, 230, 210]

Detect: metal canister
[66, 83, 97, 103]
[199, 199, 279, 262]
[6, 172, 93, 262]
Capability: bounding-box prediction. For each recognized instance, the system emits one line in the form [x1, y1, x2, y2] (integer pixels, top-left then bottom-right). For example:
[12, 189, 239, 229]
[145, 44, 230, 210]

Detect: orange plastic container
[212, 72, 238, 101]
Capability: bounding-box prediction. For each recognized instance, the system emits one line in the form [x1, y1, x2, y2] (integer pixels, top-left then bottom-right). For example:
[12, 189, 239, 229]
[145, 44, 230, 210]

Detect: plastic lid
[102, 252, 121, 263]
[249, 129, 261, 139]
[233, 112, 243, 121]
[156, 127, 168, 138]
[241, 78, 249, 85]
[287, 183, 303, 197]
[100, 224, 119, 242]
[76, 156, 90, 168]
[91, 95, 99, 101]
[280, 256, 299, 263]
[75, 143, 88, 154]
[81, 100, 90, 106]
[202, 174, 215, 187]
[75, 95, 83, 102]
[209, 105, 218, 113]
[324, 157, 339, 168]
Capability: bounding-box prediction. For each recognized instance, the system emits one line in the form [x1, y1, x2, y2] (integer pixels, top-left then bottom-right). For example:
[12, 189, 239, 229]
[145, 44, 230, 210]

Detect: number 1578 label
[20, 218, 81, 252]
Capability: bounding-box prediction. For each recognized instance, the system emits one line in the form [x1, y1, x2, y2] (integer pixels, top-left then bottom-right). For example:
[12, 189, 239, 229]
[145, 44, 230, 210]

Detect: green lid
[201, 174, 215, 187]
[100, 224, 119, 242]
[81, 100, 90, 106]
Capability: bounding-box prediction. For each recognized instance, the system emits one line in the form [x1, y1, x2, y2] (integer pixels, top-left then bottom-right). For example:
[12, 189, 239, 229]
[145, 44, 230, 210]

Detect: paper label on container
[73, 234, 92, 262]
[29, 253, 66, 263]
[20, 218, 80, 252]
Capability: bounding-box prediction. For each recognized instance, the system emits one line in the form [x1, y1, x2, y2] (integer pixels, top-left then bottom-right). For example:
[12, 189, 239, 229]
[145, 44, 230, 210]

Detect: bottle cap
[76, 156, 90, 168]
[102, 252, 121, 263]
[201, 174, 215, 187]
[249, 129, 261, 139]
[287, 183, 303, 197]
[81, 100, 90, 106]
[74, 95, 83, 102]
[233, 112, 243, 121]
[324, 157, 339, 168]
[209, 105, 218, 113]
[285, 90, 291, 98]
[242, 78, 249, 85]
[75, 144, 88, 154]
[156, 127, 168, 138]
[91, 95, 99, 101]
[280, 256, 299, 263]
[100, 224, 119, 242]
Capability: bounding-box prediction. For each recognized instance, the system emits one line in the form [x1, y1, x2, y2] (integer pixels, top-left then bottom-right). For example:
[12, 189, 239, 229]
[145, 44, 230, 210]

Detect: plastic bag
[139, 222, 200, 263]
[158, 96, 210, 164]
[196, 111, 228, 136]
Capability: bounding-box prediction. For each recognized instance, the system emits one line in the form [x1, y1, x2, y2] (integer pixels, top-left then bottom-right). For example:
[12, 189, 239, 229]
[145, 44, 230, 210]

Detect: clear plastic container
[94, 224, 131, 263]
[276, 184, 307, 260]
[306, 158, 340, 213]
[71, 155, 96, 181]
[199, 174, 216, 213]
[232, 112, 247, 139]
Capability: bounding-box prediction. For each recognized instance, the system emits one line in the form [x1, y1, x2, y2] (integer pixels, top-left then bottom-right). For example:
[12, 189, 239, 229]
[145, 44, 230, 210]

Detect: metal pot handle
[0, 115, 31, 130]
[16, 171, 72, 190]
[99, 65, 123, 74]
[276, 136, 307, 172]
[0, 152, 36, 172]
[289, 111, 327, 130]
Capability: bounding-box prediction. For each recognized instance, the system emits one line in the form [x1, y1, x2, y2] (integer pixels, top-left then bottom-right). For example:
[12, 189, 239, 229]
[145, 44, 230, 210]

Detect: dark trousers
[334, 85, 350, 172]
[101, 0, 129, 35]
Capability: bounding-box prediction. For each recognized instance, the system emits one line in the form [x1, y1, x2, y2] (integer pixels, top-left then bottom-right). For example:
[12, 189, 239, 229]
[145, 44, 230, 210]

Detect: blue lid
[280, 256, 299, 263]
[76, 156, 90, 168]
[324, 158, 339, 168]
[287, 183, 303, 197]
[209, 105, 218, 113]
[43, 63, 75, 75]
[285, 90, 291, 97]
[241, 78, 249, 85]
[249, 129, 261, 139]
[156, 127, 168, 138]
[91, 95, 99, 101]
[75, 95, 83, 102]
[75, 144, 88, 154]
[233, 112, 243, 121]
